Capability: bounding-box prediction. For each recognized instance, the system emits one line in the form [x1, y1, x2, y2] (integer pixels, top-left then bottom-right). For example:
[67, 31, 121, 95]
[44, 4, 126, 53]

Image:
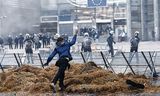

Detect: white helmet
[26, 33, 30, 36]
[109, 30, 114, 35]
[84, 33, 89, 36]
[26, 34, 30, 38]
[54, 33, 60, 39]
[135, 31, 139, 34]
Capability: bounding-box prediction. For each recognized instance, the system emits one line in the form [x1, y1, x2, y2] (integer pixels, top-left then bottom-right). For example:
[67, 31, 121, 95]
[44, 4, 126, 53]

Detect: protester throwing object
[44, 29, 79, 91]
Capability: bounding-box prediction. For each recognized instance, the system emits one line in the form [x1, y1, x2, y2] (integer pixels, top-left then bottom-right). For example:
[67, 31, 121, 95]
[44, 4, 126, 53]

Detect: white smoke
[0, 0, 40, 37]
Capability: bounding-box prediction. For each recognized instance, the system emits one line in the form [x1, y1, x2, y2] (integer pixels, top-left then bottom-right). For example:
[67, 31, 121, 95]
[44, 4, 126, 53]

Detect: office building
[40, 0, 127, 38]
[127, 0, 160, 41]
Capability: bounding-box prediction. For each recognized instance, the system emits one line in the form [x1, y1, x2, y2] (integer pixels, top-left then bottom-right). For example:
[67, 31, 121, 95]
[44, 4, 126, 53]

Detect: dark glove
[67, 64, 70, 70]
[43, 62, 49, 66]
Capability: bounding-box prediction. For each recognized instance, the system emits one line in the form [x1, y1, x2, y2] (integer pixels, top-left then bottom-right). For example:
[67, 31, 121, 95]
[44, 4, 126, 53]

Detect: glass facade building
[40, 0, 127, 39]
[128, 0, 160, 41]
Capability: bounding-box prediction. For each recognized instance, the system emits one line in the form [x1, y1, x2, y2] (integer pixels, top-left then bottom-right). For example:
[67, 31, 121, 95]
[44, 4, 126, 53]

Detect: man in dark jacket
[42, 34, 47, 48]
[107, 31, 116, 57]
[0, 37, 4, 48]
[14, 36, 19, 49]
[0, 37, 4, 52]
[44, 29, 79, 91]
[19, 34, 24, 49]
[8, 35, 13, 49]
[46, 34, 51, 46]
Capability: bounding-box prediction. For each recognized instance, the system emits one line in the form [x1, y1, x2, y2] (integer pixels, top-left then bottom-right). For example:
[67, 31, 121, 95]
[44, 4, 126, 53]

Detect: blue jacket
[46, 35, 77, 63]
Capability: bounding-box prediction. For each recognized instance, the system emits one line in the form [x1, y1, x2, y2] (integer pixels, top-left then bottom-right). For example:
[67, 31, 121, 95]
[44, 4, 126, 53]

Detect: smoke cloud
[0, 0, 40, 37]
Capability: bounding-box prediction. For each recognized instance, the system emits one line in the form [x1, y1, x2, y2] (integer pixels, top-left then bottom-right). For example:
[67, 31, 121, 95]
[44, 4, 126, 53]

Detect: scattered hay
[0, 62, 159, 94]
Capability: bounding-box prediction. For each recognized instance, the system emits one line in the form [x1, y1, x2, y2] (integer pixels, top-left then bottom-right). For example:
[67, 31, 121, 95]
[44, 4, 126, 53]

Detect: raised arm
[69, 29, 79, 46]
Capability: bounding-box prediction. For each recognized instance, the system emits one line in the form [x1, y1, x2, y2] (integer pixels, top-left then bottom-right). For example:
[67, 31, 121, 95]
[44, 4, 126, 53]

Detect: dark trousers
[47, 41, 50, 45]
[109, 45, 114, 57]
[43, 41, 47, 48]
[9, 44, 13, 49]
[15, 43, 18, 49]
[20, 43, 23, 49]
[52, 58, 69, 89]
[130, 47, 138, 52]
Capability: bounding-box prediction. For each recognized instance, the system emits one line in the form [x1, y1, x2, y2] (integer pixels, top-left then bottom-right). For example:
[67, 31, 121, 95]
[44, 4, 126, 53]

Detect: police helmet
[84, 33, 89, 36]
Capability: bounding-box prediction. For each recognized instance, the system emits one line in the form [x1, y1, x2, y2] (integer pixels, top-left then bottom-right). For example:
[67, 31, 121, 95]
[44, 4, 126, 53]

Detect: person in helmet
[24, 34, 34, 64]
[34, 34, 40, 50]
[54, 33, 60, 40]
[81, 32, 92, 61]
[129, 31, 140, 64]
[44, 29, 79, 91]
[107, 31, 116, 57]
[7, 35, 13, 49]
[14, 36, 19, 49]
[19, 33, 24, 49]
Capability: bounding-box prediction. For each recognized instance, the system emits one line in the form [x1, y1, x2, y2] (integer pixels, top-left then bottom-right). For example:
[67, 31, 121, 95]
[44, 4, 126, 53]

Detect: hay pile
[0, 62, 159, 94]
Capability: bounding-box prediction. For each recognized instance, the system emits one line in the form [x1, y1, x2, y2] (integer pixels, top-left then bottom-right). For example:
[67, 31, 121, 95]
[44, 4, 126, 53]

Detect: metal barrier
[0, 52, 6, 72]
[100, 51, 116, 74]
[0, 50, 159, 77]
[0, 52, 48, 72]
[110, 51, 159, 77]
[71, 43, 108, 52]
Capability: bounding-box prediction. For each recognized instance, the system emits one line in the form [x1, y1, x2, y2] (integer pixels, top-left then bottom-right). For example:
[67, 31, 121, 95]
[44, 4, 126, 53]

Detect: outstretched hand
[74, 28, 79, 35]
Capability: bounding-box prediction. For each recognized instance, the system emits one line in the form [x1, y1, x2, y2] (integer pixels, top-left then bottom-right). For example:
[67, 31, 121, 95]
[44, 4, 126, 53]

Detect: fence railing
[0, 50, 159, 77]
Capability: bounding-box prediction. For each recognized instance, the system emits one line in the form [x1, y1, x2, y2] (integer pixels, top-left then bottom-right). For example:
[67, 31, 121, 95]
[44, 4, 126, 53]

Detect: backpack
[131, 37, 139, 47]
